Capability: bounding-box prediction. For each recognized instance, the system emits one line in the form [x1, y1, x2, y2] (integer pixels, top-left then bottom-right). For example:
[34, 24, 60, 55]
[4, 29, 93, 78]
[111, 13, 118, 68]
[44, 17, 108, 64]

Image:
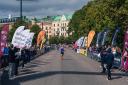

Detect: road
[1, 48, 128, 85]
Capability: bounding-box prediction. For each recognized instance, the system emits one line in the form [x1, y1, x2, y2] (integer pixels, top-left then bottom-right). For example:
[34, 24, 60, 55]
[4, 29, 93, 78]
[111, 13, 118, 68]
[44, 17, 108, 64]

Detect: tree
[48, 35, 74, 44]
[30, 24, 41, 45]
[68, 0, 128, 48]
[8, 20, 29, 42]
[49, 36, 59, 44]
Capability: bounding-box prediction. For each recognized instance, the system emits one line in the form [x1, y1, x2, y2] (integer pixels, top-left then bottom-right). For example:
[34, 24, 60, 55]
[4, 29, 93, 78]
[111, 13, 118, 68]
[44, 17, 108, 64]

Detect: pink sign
[121, 30, 128, 71]
[0, 24, 9, 57]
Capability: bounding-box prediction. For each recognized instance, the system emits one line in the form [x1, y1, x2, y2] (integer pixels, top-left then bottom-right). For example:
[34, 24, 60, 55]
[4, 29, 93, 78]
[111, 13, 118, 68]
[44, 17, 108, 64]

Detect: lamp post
[20, 0, 23, 22]
[16, 0, 37, 24]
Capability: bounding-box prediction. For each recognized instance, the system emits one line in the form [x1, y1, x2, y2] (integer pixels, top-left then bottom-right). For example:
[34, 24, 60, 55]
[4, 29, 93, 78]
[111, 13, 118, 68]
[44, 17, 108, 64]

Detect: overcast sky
[0, 0, 90, 18]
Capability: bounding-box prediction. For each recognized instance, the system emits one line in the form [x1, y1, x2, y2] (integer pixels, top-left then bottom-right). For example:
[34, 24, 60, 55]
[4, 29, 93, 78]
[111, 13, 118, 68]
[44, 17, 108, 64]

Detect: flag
[37, 30, 46, 46]
[111, 27, 120, 46]
[101, 28, 109, 46]
[12, 26, 34, 48]
[76, 37, 84, 47]
[121, 29, 128, 71]
[96, 32, 102, 47]
[0, 24, 9, 56]
[87, 30, 95, 48]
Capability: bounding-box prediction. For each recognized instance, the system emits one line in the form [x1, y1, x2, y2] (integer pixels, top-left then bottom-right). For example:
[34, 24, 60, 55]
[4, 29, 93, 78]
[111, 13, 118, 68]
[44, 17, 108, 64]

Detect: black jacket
[9, 48, 16, 63]
[106, 52, 114, 65]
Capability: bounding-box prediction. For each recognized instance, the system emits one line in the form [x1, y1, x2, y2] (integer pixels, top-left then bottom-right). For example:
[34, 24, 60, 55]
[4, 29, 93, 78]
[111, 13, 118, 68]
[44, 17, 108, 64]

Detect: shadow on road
[1, 70, 127, 85]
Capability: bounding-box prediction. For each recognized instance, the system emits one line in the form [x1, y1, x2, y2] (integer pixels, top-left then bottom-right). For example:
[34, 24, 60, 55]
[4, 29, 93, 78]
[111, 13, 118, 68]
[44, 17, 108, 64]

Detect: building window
[58, 24, 59, 26]
[49, 35, 52, 38]
[54, 24, 55, 27]
[49, 27, 51, 29]
[46, 27, 48, 30]
[49, 31, 51, 33]
[57, 28, 59, 31]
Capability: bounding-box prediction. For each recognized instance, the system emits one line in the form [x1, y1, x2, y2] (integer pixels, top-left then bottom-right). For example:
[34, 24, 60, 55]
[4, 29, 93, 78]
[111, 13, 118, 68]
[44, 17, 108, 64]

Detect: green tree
[8, 20, 29, 42]
[30, 24, 41, 45]
[49, 36, 59, 44]
[69, 0, 128, 48]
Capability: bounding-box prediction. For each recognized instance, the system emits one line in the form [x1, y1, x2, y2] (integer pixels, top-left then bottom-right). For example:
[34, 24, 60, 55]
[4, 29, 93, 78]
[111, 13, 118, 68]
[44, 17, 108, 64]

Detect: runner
[60, 45, 64, 60]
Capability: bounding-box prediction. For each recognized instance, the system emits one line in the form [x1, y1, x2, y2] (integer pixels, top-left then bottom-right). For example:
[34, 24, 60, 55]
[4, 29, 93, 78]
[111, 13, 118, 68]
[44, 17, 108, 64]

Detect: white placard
[11, 26, 34, 48]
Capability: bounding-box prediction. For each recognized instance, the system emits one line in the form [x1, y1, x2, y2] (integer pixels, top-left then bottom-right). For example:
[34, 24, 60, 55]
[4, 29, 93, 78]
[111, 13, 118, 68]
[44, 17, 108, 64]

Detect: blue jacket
[3, 47, 9, 55]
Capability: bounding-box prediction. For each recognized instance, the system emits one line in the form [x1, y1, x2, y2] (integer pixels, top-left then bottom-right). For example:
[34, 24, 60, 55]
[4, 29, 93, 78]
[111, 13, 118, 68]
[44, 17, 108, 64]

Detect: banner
[12, 26, 34, 48]
[40, 37, 46, 49]
[37, 30, 46, 46]
[98, 32, 104, 47]
[11, 26, 25, 47]
[0, 24, 9, 56]
[111, 27, 120, 46]
[81, 36, 87, 47]
[76, 37, 84, 47]
[96, 32, 102, 47]
[101, 28, 109, 46]
[87, 30, 95, 48]
[25, 33, 35, 48]
[121, 30, 128, 71]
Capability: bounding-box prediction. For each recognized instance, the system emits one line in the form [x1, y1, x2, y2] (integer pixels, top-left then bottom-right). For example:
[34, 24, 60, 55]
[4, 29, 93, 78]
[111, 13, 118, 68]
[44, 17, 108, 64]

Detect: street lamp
[16, 0, 37, 24]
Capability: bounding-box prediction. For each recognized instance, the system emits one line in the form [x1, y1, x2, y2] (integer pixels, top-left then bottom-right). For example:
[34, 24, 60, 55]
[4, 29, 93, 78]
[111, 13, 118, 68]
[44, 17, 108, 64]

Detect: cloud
[0, 0, 90, 18]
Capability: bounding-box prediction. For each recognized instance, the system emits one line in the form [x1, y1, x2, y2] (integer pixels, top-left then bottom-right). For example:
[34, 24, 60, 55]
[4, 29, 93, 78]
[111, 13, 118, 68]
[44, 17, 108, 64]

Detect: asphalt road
[1, 48, 128, 85]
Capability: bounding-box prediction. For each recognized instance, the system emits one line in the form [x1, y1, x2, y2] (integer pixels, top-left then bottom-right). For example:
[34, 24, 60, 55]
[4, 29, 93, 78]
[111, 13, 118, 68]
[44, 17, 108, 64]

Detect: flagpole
[20, 0, 23, 24]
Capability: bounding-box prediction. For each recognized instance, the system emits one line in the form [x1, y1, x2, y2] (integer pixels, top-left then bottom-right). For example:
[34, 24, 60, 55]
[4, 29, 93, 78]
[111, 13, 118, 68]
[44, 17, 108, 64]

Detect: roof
[30, 14, 72, 23]
[42, 14, 72, 22]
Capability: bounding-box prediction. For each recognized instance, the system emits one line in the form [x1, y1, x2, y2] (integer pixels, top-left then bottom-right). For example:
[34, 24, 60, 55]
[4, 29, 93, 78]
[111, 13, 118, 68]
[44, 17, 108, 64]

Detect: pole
[20, 0, 23, 24]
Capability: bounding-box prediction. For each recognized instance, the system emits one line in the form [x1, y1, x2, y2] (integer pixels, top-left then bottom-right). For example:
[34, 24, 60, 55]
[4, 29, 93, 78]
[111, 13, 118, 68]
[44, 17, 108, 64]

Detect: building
[0, 14, 72, 39]
[0, 16, 30, 30]
[35, 14, 72, 39]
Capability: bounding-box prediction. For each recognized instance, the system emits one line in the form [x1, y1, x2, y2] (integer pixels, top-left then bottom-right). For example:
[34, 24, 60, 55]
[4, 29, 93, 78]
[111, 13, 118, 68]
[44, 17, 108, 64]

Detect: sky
[0, 0, 90, 18]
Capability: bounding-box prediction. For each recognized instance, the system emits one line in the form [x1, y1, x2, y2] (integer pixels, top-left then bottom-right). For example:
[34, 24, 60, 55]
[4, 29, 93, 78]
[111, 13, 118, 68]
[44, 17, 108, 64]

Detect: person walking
[60, 45, 64, 60]
[106, 48, 114, 80]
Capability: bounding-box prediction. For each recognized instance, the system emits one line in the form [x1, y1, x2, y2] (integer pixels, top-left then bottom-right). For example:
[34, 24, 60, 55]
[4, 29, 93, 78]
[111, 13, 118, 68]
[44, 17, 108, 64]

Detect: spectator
[15, 48, 21, 76]
[100, 47, 107, 73]
[21, 48, 26, 68]
[8, 44, 16, 79]
[3, 45, 9, 66]
[106, 48, 114, 80]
